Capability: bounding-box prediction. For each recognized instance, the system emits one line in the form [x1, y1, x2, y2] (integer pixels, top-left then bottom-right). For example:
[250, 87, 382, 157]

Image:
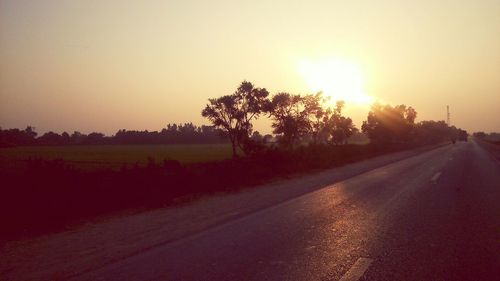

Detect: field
[0, 144, 233, 170]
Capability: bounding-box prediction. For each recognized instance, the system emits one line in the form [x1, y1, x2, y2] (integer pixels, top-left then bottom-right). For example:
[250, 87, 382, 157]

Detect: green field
[0, 144, 233, 170]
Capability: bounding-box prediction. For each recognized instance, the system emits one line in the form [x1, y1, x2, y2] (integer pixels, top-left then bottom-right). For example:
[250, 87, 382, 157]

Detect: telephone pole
[447, 105, 450, 126]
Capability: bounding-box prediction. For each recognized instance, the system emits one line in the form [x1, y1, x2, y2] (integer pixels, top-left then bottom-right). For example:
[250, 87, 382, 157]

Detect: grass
[0, 144, 233, 170]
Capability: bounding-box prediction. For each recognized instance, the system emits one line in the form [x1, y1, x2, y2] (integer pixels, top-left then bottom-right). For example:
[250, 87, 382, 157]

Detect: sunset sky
[1, 0, 499, 135]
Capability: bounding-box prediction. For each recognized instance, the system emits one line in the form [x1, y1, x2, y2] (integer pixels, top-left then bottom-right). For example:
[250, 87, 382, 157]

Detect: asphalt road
[74, 140, 500, 281]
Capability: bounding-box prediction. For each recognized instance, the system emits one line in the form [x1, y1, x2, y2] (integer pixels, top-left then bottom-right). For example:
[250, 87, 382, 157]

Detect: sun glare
[298, 59, 373, 105]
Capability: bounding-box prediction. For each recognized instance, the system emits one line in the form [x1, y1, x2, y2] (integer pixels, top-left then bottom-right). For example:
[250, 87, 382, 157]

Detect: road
[69, 140, 500, 281]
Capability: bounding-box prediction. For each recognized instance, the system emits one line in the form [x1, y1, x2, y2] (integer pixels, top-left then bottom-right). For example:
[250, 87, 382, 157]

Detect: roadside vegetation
[0, 80, 471, 241]
[473, 132, 500, 145]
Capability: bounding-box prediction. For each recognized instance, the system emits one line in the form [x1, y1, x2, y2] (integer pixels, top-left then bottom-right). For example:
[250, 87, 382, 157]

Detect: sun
[298, 58, 373, 105]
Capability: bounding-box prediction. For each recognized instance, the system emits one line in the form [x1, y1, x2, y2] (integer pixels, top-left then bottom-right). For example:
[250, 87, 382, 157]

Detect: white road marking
[339, 257, 373, 281]
[431, 172, 442, 183]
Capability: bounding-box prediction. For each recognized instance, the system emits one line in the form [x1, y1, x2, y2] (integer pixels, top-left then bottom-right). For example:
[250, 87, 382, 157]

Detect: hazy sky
[1, 0, 499, 135]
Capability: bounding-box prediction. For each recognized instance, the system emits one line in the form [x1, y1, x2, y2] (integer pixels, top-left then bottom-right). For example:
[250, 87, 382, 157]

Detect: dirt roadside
[0, 143, 449, 281]
[476, 139, 500, 161]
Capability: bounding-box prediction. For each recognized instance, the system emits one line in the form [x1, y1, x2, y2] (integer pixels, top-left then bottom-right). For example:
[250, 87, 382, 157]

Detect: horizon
[1, 0, 499, 135]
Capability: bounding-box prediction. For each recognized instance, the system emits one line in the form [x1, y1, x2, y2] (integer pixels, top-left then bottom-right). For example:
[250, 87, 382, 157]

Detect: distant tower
[446, 105, 450, 126]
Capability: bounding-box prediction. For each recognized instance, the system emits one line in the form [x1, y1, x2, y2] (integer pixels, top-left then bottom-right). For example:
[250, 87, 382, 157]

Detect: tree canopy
[201, 81, 269, 157]
[361, 103, 417, 143]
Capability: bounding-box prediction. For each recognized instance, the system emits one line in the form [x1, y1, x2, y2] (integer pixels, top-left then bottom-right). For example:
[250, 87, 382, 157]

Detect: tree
[414, 120, 451, 144]
[303, 92, 329, 144]
[61, 132, 71, 144]
[85, 132, 105, 144]
[232, 81, 270, 152]
[325, 101, 358, 145]
[362, 103, 417, 143]
[268, 93, 310, 149]
[202, 81, 269, 157]
[473, 132, 486, 139]
[0, 126, 38, 147]
[38, 131, 63, 145]
[24, 126, 37, 142]
[70, 131, 86, 144]
[202, 95, 242, 158]
[251, 131, 263, 142]
[262, 134, 273, 144]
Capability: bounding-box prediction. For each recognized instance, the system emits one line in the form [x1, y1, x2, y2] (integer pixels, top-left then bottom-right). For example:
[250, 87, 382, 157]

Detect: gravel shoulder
[0, 144, 447, 281]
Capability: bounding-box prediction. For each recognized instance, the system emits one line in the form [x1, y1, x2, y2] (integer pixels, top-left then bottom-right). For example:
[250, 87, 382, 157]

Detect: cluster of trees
[0, 123, 228, 147]
[360, 103, 467, 144]
[0, 126, 38, 146]
[202, 81, 357, 157]
[268, 93, 357, 148]
[473, 132, 500, 142]
[113, 124, 226, 144]
[202, 81, 468, 158]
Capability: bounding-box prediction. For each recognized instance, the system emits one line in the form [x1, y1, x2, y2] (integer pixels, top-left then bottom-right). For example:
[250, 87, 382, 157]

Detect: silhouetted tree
[202, 95, 243, 157]
[24, 126, 37, 141]
[38, 131, 63, 145]
[61, 132, 71, 144]
[473, 132, 486, 139]
[251, 131, 263, 142]
[414, 120, 451, 144]
[324, 101, 358, 145]
[70, 131, 87, 144]
[263, 134, 274, 144]
[202, 81, 269, 157]
[362, 103, 417, 143]
[268, 93, 310, 149]
[85, 132, 105, 144]
[303, 92, 329, 144]
[0, 126, 37, 147]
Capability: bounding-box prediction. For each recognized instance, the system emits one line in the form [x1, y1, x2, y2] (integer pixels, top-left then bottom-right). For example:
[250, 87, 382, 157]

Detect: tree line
[202, 81, 468, 158]
[1, 80, 468, 150]
[473, 132, 500, 144]
[0, 123, 228, 147]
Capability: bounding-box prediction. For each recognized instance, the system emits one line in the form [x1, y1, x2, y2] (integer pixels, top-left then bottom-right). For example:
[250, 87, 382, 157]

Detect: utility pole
[447, 105, 450, 126]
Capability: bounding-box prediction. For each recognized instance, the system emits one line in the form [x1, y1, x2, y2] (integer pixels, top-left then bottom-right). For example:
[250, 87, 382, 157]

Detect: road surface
[68, 140, 500, 281]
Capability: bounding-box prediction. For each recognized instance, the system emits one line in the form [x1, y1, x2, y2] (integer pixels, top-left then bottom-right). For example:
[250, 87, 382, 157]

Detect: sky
[1, 0, 499, 135]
